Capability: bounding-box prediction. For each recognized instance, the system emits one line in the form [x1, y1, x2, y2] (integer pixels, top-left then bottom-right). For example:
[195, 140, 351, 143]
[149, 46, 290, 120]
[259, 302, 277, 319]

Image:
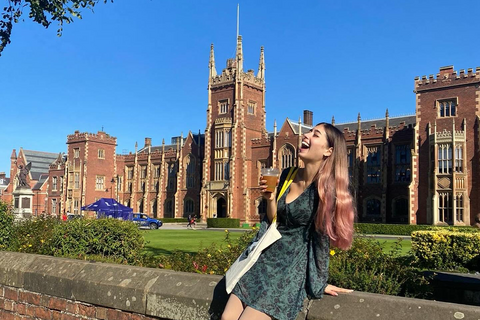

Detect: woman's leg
[221, 294, 244, 320]
[238, 306, 272, 320]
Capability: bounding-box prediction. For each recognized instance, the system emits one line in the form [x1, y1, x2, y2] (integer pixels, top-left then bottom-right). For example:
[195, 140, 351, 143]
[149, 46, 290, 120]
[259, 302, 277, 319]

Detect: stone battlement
[67, 130, 117, 145]
[415, 66, 480, 91]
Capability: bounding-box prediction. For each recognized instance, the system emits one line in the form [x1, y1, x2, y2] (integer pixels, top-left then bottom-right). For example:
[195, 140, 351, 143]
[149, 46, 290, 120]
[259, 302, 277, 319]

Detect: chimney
[303, 110, 313, 127]
[439, 65, 454, 76]
[144, 138, 152, 148]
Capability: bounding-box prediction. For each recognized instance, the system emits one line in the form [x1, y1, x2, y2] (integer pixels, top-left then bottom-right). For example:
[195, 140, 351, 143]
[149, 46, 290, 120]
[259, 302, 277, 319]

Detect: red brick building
[2, 37, 479, 226]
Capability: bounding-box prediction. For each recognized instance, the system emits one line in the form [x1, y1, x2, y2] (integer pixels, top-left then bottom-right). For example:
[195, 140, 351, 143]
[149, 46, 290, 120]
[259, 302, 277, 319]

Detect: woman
[222, 123, 355, 320]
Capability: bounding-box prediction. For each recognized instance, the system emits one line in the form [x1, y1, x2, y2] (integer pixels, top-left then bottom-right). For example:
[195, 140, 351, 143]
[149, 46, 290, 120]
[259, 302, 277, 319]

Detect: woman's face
[298, 125, 333, 163]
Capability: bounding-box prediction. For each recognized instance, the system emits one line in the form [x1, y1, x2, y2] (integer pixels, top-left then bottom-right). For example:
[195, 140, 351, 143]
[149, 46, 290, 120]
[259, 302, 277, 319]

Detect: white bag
[225, 167, 299, 294]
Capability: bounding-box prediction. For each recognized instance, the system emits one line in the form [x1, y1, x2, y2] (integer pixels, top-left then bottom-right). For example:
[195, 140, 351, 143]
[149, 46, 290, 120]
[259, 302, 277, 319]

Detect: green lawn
[142, 229, 412, 257]
[142, 229, 243, 256]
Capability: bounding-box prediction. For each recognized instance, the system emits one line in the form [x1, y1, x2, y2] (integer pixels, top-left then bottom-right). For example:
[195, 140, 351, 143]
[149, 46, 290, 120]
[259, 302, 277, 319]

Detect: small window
[219, 100, 228, 114]
[52, 176, 58, 191]
[140, 166, 147, 179]
[366, 146, 381, 184]
[247, 101, 256, 115]
[74, 148, 80, 159]
[74, 173, 80, 189]
[438, 144, 452, 174]
[438, 99, 457, 118]
[98, 149, 105, 159]
[95, 175, 105, 190]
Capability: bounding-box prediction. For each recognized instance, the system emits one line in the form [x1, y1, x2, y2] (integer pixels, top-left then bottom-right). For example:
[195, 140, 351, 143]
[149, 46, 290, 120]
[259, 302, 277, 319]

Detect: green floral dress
[232, 168, 330, 320]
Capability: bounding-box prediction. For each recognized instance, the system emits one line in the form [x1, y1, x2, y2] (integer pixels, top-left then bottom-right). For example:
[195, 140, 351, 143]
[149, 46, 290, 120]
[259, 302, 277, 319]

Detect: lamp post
[110, 178, 115, 199]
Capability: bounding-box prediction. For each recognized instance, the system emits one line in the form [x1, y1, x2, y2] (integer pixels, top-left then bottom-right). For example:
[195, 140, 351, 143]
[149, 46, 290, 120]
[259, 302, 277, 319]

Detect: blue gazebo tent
[81, 198, 133, 221]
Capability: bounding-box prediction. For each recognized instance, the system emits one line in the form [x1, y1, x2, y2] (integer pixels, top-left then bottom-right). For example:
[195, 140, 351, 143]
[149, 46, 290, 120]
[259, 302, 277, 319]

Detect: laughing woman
[221, 123, 356, 320]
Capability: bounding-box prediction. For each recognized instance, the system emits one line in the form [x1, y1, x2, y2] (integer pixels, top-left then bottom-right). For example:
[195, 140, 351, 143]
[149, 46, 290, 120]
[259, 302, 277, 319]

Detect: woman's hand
[259, 175, 279, 201]
[324, 284, 353, 296]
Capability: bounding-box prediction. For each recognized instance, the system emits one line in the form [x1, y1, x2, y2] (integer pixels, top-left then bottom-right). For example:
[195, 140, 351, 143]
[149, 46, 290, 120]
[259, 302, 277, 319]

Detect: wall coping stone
[1, 251, 479, 320]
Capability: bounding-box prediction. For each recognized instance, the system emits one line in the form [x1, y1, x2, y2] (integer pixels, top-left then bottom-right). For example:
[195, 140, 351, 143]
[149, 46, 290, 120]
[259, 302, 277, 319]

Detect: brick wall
[0, 285, 158, 320]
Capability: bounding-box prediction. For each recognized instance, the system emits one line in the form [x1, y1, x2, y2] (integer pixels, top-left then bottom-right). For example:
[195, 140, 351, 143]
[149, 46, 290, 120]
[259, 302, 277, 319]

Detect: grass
[142, 229, 243, 256]
[142, 229, 413, 257]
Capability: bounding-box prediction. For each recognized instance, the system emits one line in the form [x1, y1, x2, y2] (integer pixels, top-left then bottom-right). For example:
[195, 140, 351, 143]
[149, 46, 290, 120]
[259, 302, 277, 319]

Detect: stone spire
[209, 43, 217, 79]
[357, 113, 361, 131]
[385, 109, 390, 140]
[331, 116, 335, 126]
[257, 46, 265, 79]
[236, 35, 243, 73]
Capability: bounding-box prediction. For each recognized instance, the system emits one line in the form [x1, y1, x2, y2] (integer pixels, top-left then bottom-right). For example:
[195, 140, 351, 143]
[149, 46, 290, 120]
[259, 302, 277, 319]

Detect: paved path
[160, 223, 411, 240]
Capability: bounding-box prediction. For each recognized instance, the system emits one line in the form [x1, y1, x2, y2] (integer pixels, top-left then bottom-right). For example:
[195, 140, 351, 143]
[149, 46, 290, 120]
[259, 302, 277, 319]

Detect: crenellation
[415, 66, 480, 90]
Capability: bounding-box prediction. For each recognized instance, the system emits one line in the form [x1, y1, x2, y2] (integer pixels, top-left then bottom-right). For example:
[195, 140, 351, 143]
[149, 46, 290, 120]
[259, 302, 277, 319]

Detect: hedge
[411, 230, 480, 271]
[355, 223, 479, 236]
[207, 218, 240, 228]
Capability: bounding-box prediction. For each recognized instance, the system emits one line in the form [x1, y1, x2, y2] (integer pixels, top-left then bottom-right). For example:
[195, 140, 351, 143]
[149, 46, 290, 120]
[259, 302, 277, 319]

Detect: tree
[0, 0, 111, 56]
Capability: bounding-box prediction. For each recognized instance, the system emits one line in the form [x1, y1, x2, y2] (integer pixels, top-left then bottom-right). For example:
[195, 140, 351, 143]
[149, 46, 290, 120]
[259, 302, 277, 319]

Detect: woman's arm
[324, 284, 353, 296]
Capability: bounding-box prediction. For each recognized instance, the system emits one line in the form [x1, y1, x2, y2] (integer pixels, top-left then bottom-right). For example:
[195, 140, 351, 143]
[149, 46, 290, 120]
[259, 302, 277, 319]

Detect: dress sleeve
[306, 229, 330, 299]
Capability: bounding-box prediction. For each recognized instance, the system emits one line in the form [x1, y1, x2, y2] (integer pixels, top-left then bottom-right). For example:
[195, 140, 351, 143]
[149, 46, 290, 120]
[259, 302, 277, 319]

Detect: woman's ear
[323, 147, 333, 157]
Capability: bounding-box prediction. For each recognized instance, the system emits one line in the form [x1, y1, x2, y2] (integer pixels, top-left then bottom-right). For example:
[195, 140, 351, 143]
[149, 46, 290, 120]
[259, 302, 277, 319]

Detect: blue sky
[1, 0, 479, 174]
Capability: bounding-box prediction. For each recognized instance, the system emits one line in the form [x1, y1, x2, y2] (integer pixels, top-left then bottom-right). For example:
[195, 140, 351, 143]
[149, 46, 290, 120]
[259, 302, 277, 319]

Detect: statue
[15, 161, 31, 189]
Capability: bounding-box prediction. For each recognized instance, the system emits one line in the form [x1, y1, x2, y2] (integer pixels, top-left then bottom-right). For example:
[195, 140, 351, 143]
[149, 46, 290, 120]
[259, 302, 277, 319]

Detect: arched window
[438, 192, 452, 223]
[164, 199, 173, 218]
[280, 144, 295, 169]
[184, 198, 194, 217]
[366, 198, 381, 216]
[393, 197, 408, 218]
[184, 155, 196, 188]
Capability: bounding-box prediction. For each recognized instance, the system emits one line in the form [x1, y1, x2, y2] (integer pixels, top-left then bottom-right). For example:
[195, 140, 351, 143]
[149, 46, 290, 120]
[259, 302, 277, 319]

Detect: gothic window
[215, 161, 224, 181]
[168, 163, 176, 191]
[224, 162, 230, 180]
[366, 198, 381, 215]
[438, 192, 452, 223]
[438, 144, 452, 174]
[95, 176, 105, 190]
[184, 198, 194, 215]
[141, 181, 146, 192]
[347, 148, 354, 181]
[280, 144, 295, 170]
[438, 99, 457, 118]
[98, 149, 105, 159]
[366, 146, 381, 184]
[60, 176, 64, 191]
[117, 176, 123, 191]
[74, 148, 80, 159]
[154, 165, 160, 178]
[52, 199, 57, 215]
[140, 166, 147, 179]
[74, 173, 80, 189]
[247, 101, 256, 115]
[74, 198, 79, 214]
[185, 155, 196, 188]
[219, 100, 228, 114]
[127, 168, 134, 179]
[455, 193, 464, 222]
[393, 197, 408, 217]
[455, 145, 463, 172]
[52, 176, 58, 191]
[127, 182, 132, 193]
[165, 199, 173, 216]
[395, 144, 411, 183]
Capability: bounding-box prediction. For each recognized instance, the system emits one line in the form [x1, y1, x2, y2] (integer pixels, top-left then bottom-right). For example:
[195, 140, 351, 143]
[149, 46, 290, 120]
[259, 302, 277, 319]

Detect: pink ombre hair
[314, 123, 356, 250]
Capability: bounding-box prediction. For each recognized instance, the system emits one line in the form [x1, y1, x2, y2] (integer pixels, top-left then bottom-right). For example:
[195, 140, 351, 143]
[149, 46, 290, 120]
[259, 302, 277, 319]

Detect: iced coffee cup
[261, 168, 280, 193]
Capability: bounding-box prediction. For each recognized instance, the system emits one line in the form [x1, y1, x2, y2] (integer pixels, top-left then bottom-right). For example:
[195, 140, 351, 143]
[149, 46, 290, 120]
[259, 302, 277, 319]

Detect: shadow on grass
[144, 246, 197, 256]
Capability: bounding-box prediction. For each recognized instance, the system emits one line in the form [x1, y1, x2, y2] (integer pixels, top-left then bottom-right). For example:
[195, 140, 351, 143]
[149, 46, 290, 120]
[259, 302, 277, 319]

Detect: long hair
[314, 123, 355, 249]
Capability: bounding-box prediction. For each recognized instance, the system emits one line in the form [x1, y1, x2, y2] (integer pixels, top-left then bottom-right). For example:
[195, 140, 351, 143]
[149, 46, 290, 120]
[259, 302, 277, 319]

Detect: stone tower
[413, 66, 480, 225]
[201, 37, 267, 221]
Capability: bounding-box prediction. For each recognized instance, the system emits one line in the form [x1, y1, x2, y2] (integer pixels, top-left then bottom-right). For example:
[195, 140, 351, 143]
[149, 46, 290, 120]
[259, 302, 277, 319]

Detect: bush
[355, 223, 479, 236]
[0, 201, 15, 250]
[329, 237, 431, 298]
[155, 228, 257, 275]
[207, 218, 240, 228]
[13, 216, 59, 254]
[48, 218, 145, 263]
[161, 218, 188, 223]
[412, 230, 480, 271]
